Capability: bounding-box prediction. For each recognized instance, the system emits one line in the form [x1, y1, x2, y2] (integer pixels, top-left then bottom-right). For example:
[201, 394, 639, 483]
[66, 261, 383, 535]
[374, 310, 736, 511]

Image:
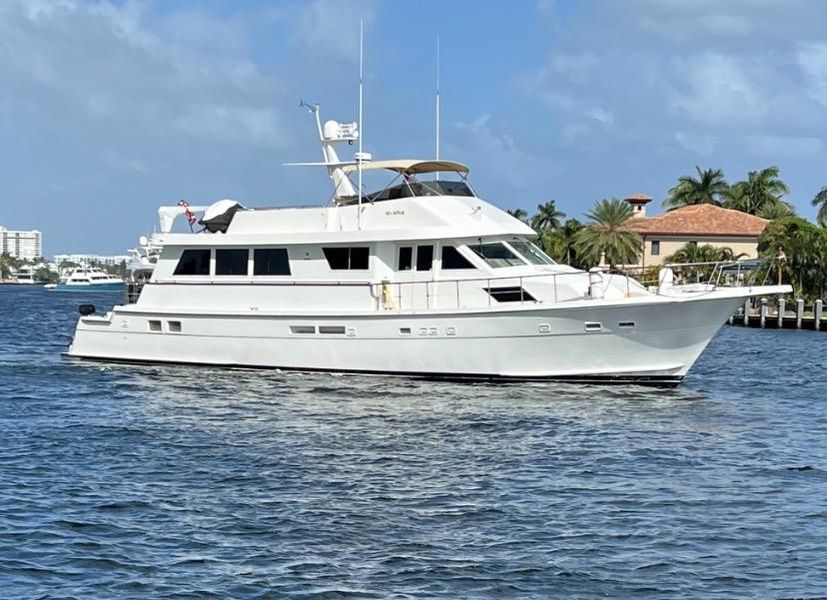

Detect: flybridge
[286, 104, 474, 205]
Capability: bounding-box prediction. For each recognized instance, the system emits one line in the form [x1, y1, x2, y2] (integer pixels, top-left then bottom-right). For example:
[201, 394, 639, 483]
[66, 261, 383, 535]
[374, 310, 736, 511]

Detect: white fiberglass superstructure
[67, 109, 789, 385]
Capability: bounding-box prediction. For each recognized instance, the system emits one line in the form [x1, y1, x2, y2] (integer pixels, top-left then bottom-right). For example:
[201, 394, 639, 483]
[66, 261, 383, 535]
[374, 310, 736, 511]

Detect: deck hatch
[483, 286, 536, 303]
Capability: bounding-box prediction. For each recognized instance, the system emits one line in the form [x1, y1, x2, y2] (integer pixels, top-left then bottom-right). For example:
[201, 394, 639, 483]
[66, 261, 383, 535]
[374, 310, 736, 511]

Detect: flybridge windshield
[468, 242, 525, 268]
[345, 179, 474, 204]
[510, 241, 556, 265]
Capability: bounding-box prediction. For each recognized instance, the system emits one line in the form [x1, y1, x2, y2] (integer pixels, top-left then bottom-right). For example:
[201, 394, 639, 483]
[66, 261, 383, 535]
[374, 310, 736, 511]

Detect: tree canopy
[758, 216, 827, 300]
[574, 198, 641, 269]
[724, 166, 790, 216]
[664, 166, 729, 209]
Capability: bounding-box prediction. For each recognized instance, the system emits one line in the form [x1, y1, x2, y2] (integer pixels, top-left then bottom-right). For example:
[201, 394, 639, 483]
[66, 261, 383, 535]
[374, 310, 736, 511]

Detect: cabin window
[400, 246, 434, 271]
[323, 247, 370, 270]
[651, 240, 660, 256]
[173, 249, 211, 276]
[509, 241, 555, 265]
[254, 248, 291, 275]
[441, 246, 475, 269]
[416, 245, 434, 271]
[398, 247, 413, 271]
[484, 286, 536, 303]
[468, 242, 525, 268]
[215, 249, 249, 275]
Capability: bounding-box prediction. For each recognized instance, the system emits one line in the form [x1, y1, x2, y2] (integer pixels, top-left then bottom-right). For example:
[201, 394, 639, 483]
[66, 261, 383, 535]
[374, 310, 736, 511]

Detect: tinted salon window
[174, 249, 211, 275]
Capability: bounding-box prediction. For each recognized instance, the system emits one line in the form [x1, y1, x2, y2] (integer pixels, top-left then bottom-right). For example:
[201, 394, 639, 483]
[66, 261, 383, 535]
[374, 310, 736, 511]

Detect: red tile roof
[623, 204, 769, 237]
[625, 193, 653, 203]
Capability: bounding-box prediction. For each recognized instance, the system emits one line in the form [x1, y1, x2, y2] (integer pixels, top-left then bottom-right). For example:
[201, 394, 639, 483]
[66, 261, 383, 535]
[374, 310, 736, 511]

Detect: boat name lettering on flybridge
[385, 210, 405, 216]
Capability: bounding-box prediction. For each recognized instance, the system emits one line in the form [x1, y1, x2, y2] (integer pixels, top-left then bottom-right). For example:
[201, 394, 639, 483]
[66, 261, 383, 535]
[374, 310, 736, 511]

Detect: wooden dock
[729, 297, 825, 331]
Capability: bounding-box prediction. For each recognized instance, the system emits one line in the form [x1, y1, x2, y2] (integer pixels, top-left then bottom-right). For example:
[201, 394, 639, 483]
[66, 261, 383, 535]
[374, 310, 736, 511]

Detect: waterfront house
[621, 195, 770, 267]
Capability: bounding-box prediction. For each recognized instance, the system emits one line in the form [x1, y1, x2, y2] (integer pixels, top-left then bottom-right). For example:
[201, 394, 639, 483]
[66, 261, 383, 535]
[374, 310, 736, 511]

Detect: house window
[173, 249, 211, 275]
[215, 249, 249, 275]
[254, 249, 291, 275]
[416, 245, 434, 271]
[398, 246, 413, 271]
[441, 246, 475, 269]
[323, 247, 370, 270]
[651, 240, 660, 256]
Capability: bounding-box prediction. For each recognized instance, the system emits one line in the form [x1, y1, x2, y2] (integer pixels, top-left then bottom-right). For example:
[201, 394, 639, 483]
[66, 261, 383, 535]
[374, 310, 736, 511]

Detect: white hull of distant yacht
[66, 287, 771, 385]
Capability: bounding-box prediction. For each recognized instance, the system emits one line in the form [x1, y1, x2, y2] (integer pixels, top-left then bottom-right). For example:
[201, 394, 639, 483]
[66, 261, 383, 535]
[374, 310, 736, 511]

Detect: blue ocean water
[0, 285, 825, 599]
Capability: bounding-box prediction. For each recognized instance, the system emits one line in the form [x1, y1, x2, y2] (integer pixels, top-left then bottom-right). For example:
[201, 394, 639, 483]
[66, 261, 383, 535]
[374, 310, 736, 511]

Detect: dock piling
[816, 299, 823, 331]
[796, 299, 804, 329]
[743, 299, 751, 326]
[778, 298, 785, 328]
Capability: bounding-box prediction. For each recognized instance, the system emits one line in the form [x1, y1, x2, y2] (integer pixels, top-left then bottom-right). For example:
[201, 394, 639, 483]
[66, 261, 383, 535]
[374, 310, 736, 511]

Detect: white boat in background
[54, 265, 124, 292]
[65, 105, 790, 385]
[125, 235, 163, 303]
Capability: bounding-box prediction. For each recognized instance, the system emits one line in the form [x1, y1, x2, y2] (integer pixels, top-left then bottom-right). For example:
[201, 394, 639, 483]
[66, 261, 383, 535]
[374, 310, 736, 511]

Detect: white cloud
[745, 134, 823, 158]
[674, 132, 718, 156]
[291, 0, 378, 61]
[797, 42, 827, 110]
[0, 1, 284, 148]
[670, 53, 767, 125]
[450, 114, 544, 190]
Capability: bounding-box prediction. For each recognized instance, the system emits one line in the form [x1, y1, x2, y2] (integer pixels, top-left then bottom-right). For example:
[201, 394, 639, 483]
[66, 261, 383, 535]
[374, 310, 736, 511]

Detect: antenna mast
[435, 35, 440, 160]
[357, 19, 364, 230]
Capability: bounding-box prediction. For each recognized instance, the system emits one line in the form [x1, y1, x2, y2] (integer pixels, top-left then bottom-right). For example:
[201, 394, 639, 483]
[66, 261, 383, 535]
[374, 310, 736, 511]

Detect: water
[1, 286, 825, 599]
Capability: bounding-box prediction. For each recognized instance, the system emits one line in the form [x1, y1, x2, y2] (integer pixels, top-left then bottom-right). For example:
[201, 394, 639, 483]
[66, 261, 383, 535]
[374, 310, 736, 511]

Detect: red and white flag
[177, 200, 197, 230]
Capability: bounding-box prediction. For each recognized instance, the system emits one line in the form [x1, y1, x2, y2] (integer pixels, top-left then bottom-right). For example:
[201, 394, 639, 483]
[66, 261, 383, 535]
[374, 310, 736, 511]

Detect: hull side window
[215, 249, 249, 275]
[174, 249, 211, 276]
[254, 249, 291, 276]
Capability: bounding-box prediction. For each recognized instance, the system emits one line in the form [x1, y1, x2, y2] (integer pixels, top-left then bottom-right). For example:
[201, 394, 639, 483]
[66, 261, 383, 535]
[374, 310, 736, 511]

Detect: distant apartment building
[0, 226, 43, 261]
[53, 253, 131, 266]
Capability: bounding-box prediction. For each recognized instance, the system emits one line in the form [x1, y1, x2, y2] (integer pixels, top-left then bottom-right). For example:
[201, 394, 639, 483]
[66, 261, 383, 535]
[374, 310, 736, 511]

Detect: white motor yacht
[66, 109, 789, 385]
[54, 264, 124, 292]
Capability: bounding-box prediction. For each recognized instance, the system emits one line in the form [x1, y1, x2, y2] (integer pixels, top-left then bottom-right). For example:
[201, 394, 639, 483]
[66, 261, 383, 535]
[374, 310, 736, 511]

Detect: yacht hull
[65, 291, 758, 385]
[54, 282, 125, 292]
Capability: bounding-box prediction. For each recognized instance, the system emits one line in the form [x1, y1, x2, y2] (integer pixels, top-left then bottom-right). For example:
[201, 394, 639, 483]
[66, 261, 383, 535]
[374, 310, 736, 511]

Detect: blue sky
[3, 0, 827, 255]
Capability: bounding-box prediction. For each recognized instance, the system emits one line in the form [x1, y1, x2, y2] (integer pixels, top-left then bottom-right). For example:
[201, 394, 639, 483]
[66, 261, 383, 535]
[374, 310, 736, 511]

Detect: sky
[3, 0, 827, 255]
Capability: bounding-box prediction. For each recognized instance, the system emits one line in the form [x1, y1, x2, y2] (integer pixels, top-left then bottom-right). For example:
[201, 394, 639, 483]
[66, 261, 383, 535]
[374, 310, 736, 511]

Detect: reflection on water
[1, 286, 825, 599]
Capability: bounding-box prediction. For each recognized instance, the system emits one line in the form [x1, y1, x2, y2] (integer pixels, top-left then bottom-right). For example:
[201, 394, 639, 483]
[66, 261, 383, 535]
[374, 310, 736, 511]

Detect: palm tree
[559, 218, 584, 266]
[574, 198, 641, 269]
[539, 218, 584, 266]
[811, 186, 827, 227]
[759, 216, 827, 300]
[724, 166, 790, 215]
[663, 166, 728, 209]
[756, 201, 795, 220]
[531, 200, 565, 232]
[665, 242, 744, 264]
[506, 208, 528, 222]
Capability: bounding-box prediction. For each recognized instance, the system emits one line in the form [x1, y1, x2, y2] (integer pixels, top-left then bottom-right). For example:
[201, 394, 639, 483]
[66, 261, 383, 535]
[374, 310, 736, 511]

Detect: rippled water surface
[1, 286, 826, 599]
